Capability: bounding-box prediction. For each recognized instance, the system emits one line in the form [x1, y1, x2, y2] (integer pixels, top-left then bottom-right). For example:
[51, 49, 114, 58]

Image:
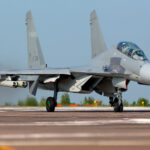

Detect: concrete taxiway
[0, 107, 150, 150]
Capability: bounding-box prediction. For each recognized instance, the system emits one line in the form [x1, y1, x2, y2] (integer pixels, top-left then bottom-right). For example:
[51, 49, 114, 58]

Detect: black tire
[114, 102, 120, 112]
[119, 103, 123, 112]
[109, 97, 114, 106]
[46, 97, 56, 112]
[113, 98, 123, 112]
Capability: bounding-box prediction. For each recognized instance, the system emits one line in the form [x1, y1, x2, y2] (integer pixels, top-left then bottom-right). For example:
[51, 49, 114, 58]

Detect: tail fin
[90, 10, 107, 59]
[26, 11, 46, 69]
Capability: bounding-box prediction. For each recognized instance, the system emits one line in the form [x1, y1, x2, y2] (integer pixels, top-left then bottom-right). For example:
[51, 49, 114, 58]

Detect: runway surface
[0, 107, 150, 150]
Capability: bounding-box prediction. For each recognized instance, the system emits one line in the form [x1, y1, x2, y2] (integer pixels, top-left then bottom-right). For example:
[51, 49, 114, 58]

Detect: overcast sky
[0, 0, 150, 105]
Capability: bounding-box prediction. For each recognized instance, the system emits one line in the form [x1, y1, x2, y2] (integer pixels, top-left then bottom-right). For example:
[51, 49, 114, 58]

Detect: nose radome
[140, 63, 150, 84]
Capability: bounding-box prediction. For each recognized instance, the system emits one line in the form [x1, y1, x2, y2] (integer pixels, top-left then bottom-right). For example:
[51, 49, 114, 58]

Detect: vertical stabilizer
[26, 11, 46, 69]
[90, 10, 107, 58]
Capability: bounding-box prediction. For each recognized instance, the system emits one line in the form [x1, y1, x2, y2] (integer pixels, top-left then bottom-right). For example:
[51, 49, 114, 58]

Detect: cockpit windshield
[117, 41, 148, 61]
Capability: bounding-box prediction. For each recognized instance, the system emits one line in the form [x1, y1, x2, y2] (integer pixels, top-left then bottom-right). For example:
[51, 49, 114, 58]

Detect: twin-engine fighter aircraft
[0, 10, 149, 112]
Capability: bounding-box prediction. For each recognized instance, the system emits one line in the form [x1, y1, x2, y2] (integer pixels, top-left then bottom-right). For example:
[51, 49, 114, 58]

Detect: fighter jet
[0, 10, 149, 112]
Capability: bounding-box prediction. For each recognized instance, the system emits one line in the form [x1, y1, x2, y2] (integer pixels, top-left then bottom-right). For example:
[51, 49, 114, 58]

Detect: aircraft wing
[70, 71, 130, 78]
[0, 68, 131, 95]
[0, 68, 130, 78]
[0, 68, 71, 76]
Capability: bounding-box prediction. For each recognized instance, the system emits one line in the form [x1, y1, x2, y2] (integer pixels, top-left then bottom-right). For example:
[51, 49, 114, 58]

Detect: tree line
[3, 93, 150, 107]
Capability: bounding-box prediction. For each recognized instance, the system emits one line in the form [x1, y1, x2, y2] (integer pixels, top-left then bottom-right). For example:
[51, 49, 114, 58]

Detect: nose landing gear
[113, 98, 123, 112]
[109, 89, 123, 112]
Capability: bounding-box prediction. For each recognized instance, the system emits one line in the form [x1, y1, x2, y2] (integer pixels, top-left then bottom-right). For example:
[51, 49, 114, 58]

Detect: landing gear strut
[109, 89, 123, 112]
[46, 82, 58, 112]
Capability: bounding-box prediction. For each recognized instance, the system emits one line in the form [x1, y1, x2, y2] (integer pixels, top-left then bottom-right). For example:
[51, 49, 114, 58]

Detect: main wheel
[46, 97, 56, 112]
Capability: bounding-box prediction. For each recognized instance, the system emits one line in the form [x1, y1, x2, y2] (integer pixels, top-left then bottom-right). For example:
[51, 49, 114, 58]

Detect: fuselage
[39, 41, 150, 97]
[92, 41, 149, 85]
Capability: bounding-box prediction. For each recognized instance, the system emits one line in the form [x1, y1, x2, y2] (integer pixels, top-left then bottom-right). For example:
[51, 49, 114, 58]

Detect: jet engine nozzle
[140, 63, 150, 84]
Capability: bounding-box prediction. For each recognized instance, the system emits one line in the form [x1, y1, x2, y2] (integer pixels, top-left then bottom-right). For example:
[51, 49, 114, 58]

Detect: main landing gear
[46, 83, 58, 112]
[109, 90, 123, 112]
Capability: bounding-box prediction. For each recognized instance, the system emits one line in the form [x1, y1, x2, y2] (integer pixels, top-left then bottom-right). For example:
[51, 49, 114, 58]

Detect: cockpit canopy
[117, 41, 148, 61]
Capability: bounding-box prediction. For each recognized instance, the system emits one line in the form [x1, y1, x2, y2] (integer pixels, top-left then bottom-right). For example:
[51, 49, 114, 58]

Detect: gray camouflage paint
[0, 10, 149, 98]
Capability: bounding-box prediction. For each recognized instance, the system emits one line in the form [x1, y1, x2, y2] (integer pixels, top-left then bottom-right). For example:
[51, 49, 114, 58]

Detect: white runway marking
[0, 118, 150, 126]
[1, 106, 150, 112]
[0, 140, 150, 146]
[131, 118, 150, 124]
[0, 132, 150, 140]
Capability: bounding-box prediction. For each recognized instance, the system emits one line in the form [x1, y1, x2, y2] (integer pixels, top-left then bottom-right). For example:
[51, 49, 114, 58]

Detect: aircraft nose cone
[140, 63, 150, 84]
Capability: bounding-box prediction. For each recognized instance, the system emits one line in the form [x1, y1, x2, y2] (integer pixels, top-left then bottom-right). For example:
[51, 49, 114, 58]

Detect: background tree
[83, 97, 88, 105]
[25, 97, 38, 106]
[18, 100, 25, 106]
[83, 96, 94, 105]
[60, 93, 70, 105]
[123, 100, 129, 106]
[39, 98, 46, 106]
[137, 98, 149, 106]
[98, 100, 103, 106]
[131, 101, 136, 106]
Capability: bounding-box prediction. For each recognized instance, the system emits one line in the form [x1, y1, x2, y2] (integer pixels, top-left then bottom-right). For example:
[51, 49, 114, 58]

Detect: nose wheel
[113, 98, 123, 112]
[109, 89, 123, 112]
